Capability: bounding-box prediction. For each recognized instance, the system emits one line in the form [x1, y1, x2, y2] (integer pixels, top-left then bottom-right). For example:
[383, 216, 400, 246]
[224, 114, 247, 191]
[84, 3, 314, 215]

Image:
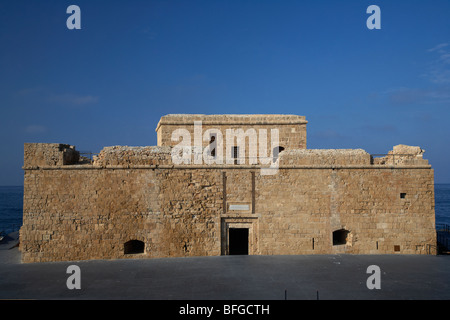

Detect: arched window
[272, 146, 285, 162]
[332, 229, 350, 246]
[124, 240, 145, 254]
[209, 134, 216, 158]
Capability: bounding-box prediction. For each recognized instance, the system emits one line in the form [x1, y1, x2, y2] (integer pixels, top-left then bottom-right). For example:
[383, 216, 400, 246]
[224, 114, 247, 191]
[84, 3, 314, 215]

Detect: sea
[1, 184, 450, 235]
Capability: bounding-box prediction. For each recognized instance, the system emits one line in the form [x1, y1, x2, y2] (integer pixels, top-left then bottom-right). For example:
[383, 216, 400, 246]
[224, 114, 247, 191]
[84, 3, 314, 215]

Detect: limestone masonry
[20, 114, 437, 262]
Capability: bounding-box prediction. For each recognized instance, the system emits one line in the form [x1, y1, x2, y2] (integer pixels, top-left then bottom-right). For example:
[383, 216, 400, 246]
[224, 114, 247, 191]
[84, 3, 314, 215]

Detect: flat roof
[156, 114, 308, 131]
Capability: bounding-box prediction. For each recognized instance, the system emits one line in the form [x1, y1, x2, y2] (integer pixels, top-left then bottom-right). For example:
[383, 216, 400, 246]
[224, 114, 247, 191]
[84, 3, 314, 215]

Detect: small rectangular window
[232, 146, 239, 165]
[394, 245, 400, 252]
[400, 193, 406, 199]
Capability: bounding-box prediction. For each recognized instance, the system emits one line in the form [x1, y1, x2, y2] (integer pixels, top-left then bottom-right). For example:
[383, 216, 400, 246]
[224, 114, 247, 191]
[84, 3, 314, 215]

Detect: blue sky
[1, 0, 450, 185]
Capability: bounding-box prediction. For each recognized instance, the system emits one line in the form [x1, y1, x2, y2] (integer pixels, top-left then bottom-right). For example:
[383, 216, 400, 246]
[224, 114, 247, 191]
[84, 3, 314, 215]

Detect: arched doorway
[124, 240, 145, 254]
[332, 229, 350, 246]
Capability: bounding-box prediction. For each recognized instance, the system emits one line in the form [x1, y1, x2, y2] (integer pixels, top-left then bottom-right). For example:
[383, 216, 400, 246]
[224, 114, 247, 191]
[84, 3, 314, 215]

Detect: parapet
[278, 145, 429, 167]
[372, 145, 429, 166]
[93, 146, 172, 167]
[155, 114, 308, 130]
[24, 143, 80, 168]
[279, 149, 371, 166]
[23, 143, 430, 169]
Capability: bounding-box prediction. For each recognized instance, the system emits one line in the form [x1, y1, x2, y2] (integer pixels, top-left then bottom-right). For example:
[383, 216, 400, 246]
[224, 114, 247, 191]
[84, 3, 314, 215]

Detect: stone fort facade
[20, 114, 437, 262]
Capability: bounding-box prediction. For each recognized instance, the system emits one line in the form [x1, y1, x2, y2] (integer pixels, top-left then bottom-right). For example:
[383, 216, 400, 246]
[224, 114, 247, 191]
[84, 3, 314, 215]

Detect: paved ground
[0, 232, 449, 300]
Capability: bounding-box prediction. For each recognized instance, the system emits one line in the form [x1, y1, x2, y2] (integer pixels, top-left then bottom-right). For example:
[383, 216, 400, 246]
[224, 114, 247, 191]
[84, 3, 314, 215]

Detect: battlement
[24, 115, 429, 169]
[24, 143, 430, 169]
[24, 143, 80, 167]
[92, 146, 173, 166]
[371, 145, 429, 166]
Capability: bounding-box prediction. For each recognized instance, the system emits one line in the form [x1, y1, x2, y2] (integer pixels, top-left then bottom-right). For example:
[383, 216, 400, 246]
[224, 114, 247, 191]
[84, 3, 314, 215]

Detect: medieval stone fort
[20, 114, 437, 262]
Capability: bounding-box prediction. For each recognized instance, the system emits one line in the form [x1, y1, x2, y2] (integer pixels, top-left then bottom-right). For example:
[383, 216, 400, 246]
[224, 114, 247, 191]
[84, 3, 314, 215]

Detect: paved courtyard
[0, 232, 449, 300]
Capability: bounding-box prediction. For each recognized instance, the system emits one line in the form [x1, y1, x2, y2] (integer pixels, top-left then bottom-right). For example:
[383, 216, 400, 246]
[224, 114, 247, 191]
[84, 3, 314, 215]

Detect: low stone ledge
[155, 114, 308, 131]
[22, 164, 432, 170]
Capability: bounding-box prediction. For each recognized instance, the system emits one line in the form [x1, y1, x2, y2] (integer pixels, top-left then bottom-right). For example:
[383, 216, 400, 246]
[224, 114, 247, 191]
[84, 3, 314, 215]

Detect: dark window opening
[400, 193, 406, 199]
[232, 146, 239, 165]
[229, 228, 248, 255]
[394, 245, 400, 252]
[272, 146, 285, 162]
[332, 229, 350, 246]
[124, 240, 145, 254]
[209, 134, 216, 158]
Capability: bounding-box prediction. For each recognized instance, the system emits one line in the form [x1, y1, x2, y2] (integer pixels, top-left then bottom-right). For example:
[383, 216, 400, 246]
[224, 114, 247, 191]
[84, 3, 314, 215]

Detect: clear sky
[1, 0, 450, 185]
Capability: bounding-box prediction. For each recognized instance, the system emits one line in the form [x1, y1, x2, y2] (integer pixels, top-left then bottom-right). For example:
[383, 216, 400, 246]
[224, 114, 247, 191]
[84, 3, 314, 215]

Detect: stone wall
[24, 143, 79, 167]
[280, 149, 371, 166]
[21, 162, 435, 262]
[256, 167, 435, 255]
[157, 169, 222, 257]
[21, 168, 160, 262]
[20, 124, 437, 262]
[155, 114, 308, 157]
[93, 146, 172, 167]
[372, 144, 429, 166]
